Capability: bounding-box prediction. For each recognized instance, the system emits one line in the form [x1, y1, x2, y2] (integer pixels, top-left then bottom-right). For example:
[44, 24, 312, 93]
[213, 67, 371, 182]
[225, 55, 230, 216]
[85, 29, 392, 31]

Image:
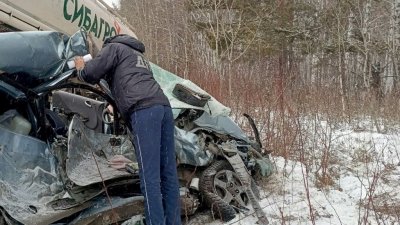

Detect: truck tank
[0, 0, 136, 46]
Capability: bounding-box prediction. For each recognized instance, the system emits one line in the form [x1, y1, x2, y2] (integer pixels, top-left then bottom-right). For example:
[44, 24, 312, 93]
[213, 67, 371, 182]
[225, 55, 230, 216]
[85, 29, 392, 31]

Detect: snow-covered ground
[195, 118, 400, 225]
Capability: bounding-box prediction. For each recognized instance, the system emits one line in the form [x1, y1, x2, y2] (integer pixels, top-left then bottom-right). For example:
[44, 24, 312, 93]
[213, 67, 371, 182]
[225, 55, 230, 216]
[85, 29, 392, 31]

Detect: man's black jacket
[81, 34, 170, 117]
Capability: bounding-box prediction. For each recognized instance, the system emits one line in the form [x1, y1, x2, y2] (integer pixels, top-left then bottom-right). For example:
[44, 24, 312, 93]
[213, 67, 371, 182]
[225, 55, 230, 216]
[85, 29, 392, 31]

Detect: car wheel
[200, 160, 253, 222]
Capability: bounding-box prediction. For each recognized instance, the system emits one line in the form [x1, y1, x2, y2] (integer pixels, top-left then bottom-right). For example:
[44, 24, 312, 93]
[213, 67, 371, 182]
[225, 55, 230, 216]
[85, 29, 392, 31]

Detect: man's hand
[106, 105, 114, 116]
[74, 56, 85, 70]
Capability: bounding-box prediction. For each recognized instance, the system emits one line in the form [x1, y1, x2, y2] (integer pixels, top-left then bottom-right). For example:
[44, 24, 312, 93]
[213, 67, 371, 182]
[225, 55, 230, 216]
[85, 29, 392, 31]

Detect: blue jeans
[130, 105, 181, 225]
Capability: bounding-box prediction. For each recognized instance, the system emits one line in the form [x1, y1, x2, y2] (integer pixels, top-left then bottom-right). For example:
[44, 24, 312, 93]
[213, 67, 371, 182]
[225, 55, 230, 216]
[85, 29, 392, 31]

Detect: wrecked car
[0, 30, 273, 225]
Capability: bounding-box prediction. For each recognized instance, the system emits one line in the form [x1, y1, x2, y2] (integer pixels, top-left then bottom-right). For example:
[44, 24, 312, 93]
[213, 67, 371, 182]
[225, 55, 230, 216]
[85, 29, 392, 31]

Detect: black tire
[172, 84, 211, 107]
[200, 160, 251, 222]
[202, 191, 236, 222]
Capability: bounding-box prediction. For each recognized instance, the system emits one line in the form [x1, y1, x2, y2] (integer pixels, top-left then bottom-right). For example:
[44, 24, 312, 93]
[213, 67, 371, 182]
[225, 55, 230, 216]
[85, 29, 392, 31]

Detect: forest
[116, 0, 400, 152]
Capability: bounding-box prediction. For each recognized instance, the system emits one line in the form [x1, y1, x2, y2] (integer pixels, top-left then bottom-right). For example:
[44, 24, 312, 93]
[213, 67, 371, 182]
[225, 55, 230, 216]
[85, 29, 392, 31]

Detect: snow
[202, 119, 400, 225]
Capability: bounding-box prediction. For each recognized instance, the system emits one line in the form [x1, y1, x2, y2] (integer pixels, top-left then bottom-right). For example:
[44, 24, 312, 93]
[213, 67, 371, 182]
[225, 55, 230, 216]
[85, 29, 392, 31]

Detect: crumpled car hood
[150, 63, 231, 118]
[0, 30, 87, 82]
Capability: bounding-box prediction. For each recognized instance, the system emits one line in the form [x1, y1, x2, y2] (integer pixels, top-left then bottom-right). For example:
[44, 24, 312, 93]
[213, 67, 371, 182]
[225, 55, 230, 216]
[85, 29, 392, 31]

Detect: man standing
[74, 34, 181, 225]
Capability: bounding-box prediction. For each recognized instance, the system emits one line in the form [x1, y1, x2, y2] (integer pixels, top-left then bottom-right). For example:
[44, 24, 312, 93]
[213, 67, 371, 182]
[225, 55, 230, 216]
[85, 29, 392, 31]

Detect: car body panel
[0, 126, 91, 225]
[66, 116, 134, 186]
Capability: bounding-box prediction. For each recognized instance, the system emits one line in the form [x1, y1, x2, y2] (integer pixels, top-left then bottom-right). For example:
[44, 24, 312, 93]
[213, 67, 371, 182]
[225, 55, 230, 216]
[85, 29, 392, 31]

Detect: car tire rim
[213, 169, 249, 209]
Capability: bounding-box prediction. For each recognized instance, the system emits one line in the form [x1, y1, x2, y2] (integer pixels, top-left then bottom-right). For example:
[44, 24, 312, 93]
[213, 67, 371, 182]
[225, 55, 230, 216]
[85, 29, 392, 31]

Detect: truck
[0, 1, 273, 225]
[0, 0, 136, 46]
